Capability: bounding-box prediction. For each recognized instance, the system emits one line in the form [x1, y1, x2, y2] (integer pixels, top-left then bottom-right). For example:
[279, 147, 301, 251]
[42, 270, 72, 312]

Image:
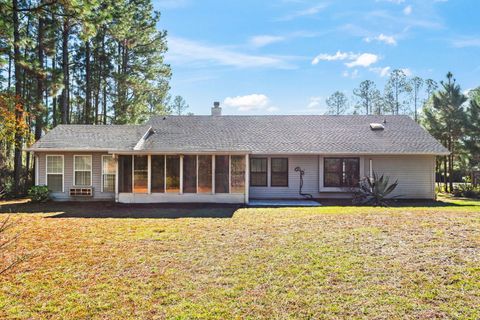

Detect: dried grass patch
[0, 199, 479, 319]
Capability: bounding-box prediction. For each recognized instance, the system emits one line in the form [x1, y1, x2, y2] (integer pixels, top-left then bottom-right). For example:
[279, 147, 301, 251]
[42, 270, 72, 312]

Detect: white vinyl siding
[250, 155, 318, 199]
[366, 155, 436, 199]
[74, 155, 92, 186]
[46, 155, 64, 192]
[37, 152, 115, 200]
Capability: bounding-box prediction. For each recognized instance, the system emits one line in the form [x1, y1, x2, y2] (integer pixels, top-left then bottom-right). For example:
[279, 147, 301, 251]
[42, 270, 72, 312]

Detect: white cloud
[223, 94, 278, 112]
[167, 37, 296, 69]
[311, 51, 352, 64]
[403, 5, 413, 15]
[307, 96, 322, 109]
[345, 53, 379, 68]
[364, 34, 397, 46]
[379, 0, 405, 3]
[370, 66, 391, 77]
[250, 35, 286, 47]
[312, 51, 380, 68]
[452, 37, 480, 48]
[278, 3, 328, 21]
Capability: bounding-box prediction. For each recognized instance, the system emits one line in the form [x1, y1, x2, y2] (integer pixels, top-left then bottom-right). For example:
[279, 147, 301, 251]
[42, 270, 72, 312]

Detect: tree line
[325, 70, 479, 192]
[325, 69, 438, 121]
[0, 0, 193, 195]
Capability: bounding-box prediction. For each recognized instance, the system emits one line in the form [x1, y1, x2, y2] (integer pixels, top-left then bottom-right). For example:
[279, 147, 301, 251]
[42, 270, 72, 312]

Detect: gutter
[25, 149, 449, 156]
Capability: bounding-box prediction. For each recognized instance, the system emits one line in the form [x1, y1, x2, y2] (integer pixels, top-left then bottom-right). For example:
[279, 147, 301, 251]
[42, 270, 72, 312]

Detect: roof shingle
[28, 115, 449, 155]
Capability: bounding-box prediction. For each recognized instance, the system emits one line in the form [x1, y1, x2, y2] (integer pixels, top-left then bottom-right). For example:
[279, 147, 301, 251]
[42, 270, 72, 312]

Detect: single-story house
[27, 103, 449, 204]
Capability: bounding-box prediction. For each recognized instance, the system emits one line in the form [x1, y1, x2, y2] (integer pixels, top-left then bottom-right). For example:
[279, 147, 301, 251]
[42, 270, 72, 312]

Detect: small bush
[452, 184, 480, 199]
[27, 185, 50, 202]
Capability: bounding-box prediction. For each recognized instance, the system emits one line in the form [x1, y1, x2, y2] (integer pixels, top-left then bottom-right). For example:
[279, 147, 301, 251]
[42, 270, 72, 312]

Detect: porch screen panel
[166, 155, 180, 193]
[230, 156, 245, 194]
[215, 155, 229, 193]
[151, 155, 165, 193]
[197, 155, 212, 193]
[183, 155, 197, 193]
[133, 155, 148, 193]
[118, 155, 132, 193]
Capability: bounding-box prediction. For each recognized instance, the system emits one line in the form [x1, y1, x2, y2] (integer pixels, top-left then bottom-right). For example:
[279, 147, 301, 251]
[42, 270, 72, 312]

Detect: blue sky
[153, 0, 480, 115]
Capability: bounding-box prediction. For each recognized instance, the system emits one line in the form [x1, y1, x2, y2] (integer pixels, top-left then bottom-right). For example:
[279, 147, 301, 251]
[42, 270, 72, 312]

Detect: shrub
[27, 185, 50, 202]
[353, 172, 399, 206]
[452, 183, 480, 199]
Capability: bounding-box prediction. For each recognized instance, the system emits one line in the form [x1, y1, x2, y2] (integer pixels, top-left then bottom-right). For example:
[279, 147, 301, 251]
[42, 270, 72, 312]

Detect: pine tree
[425, 72, 468, 192]
[353, 80, 381, 115]
[326, 91, 348, 115]
[171, 95, 189, 115]
[384, 69, 412, 115]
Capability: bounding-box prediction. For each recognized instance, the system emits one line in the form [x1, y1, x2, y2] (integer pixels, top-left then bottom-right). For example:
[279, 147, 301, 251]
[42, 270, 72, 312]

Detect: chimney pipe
[211, 101, 222, 116]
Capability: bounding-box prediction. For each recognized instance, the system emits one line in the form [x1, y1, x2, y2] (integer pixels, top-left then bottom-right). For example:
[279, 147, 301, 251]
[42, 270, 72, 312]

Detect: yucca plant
[353, 172, 399, 206]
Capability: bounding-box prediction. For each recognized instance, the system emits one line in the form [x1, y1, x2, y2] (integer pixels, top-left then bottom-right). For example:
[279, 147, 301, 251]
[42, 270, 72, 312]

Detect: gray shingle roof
[28, 124, 151, 151]
[28, 115, 449, 155]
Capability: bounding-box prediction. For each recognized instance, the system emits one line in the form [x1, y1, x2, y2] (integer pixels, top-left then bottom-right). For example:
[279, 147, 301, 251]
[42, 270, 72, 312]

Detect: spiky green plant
[353, 172, 399, 206]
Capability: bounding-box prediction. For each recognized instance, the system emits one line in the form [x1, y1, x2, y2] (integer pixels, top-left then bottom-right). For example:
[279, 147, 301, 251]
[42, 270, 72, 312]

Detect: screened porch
[114, 154, 249, 203]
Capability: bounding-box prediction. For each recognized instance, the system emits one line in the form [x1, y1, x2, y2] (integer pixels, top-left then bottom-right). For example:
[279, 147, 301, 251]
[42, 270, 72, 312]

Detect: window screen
[102, 155, 116, 192]
[166, 156, 180, 193]
[231, 156, 245, 194]
[324, 158, 359, 188]
[183, 155, 197, 193]
[198, 155, 212, 193]
[46, 155, 63, 192]
[151, 155, 165, 193]
[133, 155, 148, 193]
[250, 158, 267, 187]
[271, 158, 288, 187]
[74, 155, 92, 186]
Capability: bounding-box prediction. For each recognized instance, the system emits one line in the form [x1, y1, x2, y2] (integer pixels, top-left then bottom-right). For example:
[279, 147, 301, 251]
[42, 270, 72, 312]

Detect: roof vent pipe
[211, 101, 222, 116]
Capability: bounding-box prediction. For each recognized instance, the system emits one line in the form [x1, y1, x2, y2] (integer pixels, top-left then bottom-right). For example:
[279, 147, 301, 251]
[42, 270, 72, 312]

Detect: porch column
[147, 155, 151, 194]
[179, 155, 183, 195]
[212, 155, 215, 194]
[245, 154, 249, 204]
[114, 154, 119, 202]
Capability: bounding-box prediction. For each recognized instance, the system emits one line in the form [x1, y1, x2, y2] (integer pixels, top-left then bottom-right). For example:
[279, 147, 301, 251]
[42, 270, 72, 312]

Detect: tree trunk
[35, 5, 45, 141]
[12, 0, 23, 195]
[85, 40, 92, 124]
[449, 139, 454, 192]
[102, 32, 107, 124]
[443, 153, 448, 193]
[7, 49, 12, 90]
[61, 17, 70, 124]
[52, 55, 57, 127]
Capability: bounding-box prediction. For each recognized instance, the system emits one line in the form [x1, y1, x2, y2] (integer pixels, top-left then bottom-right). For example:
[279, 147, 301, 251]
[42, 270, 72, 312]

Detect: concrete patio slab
[248, 199, 321, 207]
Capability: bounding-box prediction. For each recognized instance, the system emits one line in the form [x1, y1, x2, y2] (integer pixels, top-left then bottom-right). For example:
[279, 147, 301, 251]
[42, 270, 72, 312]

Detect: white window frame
[101, 155, 116, 193]
[46, 155, 64, 193]
[73, 155, 93, 187]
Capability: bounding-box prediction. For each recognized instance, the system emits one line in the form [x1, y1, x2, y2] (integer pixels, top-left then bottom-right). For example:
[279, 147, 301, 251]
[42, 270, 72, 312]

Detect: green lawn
[1, 197, 479, 319]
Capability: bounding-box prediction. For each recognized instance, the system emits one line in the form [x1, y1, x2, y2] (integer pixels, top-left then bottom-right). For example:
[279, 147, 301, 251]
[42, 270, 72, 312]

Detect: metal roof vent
[370, 123, 385, 131]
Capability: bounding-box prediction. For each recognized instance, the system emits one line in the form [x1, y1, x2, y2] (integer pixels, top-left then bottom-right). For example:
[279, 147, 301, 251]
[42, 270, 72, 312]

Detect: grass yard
[0, 197, 479, 319]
